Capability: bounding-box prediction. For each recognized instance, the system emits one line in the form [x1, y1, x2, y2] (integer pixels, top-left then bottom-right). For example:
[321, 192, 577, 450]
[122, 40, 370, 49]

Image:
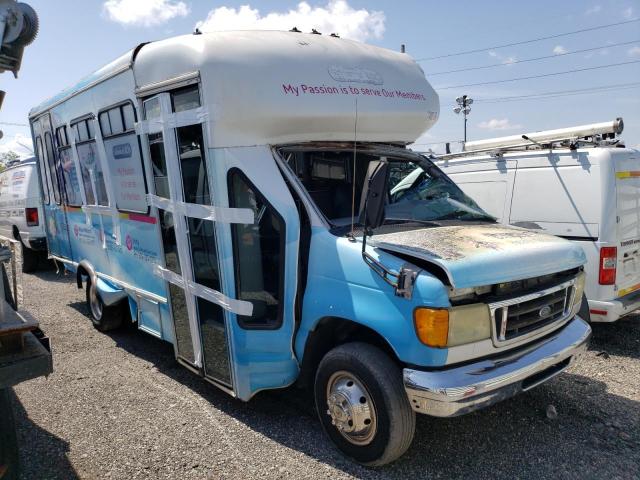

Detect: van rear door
[615, 150, 640, 297]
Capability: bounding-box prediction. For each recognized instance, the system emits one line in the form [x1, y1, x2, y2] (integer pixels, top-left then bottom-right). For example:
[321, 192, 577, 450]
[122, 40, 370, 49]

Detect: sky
[1, 0, 639, 157]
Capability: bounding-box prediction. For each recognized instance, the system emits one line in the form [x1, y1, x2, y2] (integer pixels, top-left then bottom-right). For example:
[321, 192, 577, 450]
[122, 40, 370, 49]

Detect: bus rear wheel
[85, 278, 125, 332]
[314, 342, 415, 466]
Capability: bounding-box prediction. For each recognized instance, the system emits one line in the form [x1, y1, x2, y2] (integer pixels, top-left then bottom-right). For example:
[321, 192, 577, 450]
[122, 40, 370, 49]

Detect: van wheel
[578, 294, 591, 323]
[21, 246, 39, 273]
[314, 342, 415, 466]
[85, 278, 124, 332]
[0, 389, 19, 480]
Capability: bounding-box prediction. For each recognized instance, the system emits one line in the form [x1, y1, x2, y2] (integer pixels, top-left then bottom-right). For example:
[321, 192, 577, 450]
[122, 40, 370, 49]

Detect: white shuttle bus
[29, 31, 590, 465]
[434, 120, 640, 323]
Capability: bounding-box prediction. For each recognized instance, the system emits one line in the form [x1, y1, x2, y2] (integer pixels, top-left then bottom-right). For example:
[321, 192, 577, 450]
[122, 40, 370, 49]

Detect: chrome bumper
[403, 316, 591, 418]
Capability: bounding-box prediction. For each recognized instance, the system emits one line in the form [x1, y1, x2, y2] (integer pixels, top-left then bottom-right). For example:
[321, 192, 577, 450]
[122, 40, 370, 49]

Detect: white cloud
[477, 118, 522, 131]
[553, 45, 567, 55]
[195, 1, 385, 42]
[623, 6, 634, 19]
[488, 50, 516, 64]
[585, 5, 602, 15]
[0, 133, 34, 159]
[628, 46, 640, 57]
[103, 0, 189, 27]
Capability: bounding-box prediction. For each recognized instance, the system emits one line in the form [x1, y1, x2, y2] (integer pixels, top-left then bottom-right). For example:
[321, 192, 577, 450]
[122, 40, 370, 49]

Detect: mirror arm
[361, 229, 418, 299]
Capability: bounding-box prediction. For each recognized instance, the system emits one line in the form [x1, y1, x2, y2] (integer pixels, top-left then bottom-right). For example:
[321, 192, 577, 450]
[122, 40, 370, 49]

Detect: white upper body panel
[31, 31, 440, 148]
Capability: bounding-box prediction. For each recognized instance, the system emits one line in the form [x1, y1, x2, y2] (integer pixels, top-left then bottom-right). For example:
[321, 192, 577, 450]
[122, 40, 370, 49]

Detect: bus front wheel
[314, 342, 416, 466]
[85, 278, 125, 332]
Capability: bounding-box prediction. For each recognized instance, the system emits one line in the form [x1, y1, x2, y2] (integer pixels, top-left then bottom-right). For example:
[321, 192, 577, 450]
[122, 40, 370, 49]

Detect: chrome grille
[490, 279, 577, 346]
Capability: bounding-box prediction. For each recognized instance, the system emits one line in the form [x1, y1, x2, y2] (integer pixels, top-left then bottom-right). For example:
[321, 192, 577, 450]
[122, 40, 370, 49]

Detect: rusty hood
[370, 224, 586, 288]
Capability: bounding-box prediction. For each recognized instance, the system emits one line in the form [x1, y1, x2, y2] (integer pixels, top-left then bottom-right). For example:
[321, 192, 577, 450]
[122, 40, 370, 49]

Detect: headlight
[414, 303, 491, 348]
[572, 271, 586, 315]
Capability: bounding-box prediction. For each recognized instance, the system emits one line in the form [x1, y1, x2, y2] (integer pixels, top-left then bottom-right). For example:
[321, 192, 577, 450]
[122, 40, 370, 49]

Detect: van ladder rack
[434, 118, 624, 161]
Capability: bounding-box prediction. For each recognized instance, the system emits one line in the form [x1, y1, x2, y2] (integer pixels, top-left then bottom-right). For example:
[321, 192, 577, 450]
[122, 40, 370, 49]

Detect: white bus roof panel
[31, 31, 439, 146]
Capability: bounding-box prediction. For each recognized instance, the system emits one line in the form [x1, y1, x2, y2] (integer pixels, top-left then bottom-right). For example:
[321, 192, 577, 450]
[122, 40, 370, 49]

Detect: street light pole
[454, 95, 473, 145]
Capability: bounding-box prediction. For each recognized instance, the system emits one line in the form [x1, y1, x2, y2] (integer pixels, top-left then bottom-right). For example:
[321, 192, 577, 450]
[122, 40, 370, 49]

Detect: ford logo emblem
[538, 305, 552, 318]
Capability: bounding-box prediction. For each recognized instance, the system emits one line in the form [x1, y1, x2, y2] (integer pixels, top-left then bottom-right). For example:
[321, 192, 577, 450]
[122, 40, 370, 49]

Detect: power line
[475, 82, 640, 103]
[416, 18, 640, 61]
[0, 121, 28, 127]
[427, 39, 640, 75]
[436, 59, 640, 90]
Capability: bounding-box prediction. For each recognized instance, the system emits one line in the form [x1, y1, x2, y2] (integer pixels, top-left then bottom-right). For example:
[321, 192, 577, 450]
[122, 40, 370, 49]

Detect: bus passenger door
[141, 85, 299, 399]
[142, 89, 240, 391]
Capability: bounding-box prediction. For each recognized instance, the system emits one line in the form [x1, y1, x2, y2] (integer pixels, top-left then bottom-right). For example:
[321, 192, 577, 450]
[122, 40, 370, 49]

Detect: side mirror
[359, 160, 388, 230]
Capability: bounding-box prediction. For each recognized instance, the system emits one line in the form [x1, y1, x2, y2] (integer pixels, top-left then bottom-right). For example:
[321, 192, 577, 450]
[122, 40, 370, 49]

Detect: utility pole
[453, 95, 473, 144]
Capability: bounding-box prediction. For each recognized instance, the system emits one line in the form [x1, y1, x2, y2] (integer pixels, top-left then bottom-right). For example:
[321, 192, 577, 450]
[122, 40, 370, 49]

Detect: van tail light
[598, 246, 617, 285]
[25, 207, 39, 226]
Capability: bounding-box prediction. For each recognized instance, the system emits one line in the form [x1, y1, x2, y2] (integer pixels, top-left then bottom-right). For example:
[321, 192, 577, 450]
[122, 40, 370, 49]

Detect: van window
[228, 169, 285, 329]
[147, 132, 169, 198]
[35, 137, 50, 204]
[99, 103, 148, 213]
[72, 117, 108, 206]
[55, 125, 82, 206]
[99, 103, 137, 138]
[44, 132, 61, 204]
[171, 85, 200, 113]
[58, 147, 82, 206]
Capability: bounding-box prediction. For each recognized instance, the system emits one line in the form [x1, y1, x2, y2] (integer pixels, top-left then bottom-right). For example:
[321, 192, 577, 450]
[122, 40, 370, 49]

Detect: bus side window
[44, 132, 61, 204]
[35, 136, 50, 204]
[142, 96, 169, 198]
[99, 102, 148, 213]
[228, 169, 285, 329]
[72, 117, 108, 206]
[55, 126, 82, 206]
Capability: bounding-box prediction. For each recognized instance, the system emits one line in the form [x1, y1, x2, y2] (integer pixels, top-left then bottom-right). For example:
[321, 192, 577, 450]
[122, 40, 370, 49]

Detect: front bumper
[403, 316, 591, 417]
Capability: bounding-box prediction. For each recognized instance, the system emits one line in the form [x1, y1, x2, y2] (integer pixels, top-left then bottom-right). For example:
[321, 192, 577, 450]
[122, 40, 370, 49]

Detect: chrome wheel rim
[325, 371, 377, 446]
[89, 283, 103, 320]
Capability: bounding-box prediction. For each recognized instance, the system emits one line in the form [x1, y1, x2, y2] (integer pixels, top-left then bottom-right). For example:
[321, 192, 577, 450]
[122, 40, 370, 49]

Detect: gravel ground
[10, 269, 640, 479]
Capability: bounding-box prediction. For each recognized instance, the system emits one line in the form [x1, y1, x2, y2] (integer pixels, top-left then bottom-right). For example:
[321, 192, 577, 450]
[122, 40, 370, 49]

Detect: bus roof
[30, 30, 439, 147]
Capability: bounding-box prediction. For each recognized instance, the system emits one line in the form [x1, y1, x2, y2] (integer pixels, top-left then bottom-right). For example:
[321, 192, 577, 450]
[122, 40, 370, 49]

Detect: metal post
[464, 111, 467, 143]
[454, 94, 473, 146]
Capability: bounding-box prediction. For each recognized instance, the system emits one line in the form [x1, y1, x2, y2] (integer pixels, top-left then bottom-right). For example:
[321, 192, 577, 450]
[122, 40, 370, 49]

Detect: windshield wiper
[384, 218, 441, 227]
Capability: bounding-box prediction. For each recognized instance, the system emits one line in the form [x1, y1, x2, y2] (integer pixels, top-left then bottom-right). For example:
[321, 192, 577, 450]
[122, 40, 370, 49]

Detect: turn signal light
[414, 308, 449, 348]
[598, 247, 617, 285]
[25, 207, 39, 226]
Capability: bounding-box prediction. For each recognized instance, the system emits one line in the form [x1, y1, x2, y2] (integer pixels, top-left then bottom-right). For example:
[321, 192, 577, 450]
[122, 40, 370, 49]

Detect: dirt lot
[9, 269, 640, 479]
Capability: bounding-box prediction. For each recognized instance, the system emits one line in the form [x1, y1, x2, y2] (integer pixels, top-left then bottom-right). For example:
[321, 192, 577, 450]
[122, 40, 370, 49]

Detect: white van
[0, 158, 47, 271]
[434, 119, 640, 322]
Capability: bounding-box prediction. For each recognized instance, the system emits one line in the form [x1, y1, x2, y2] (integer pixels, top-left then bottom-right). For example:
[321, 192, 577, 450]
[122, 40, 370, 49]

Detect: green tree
[0, 150, 20, 170]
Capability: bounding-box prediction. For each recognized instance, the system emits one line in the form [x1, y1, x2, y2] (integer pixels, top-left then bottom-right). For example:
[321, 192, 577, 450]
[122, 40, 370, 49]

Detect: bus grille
[489, 280, 576, 345]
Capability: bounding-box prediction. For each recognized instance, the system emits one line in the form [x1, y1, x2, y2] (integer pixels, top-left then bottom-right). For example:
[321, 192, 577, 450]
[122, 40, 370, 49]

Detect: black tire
[1, 265, 16, 311]
[0, 389, 19, 480]
[21, 245, 39, 273]
[578, 293, 591, 323]
[314, 342, 415, 466]
[85, 277, 125, 332]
